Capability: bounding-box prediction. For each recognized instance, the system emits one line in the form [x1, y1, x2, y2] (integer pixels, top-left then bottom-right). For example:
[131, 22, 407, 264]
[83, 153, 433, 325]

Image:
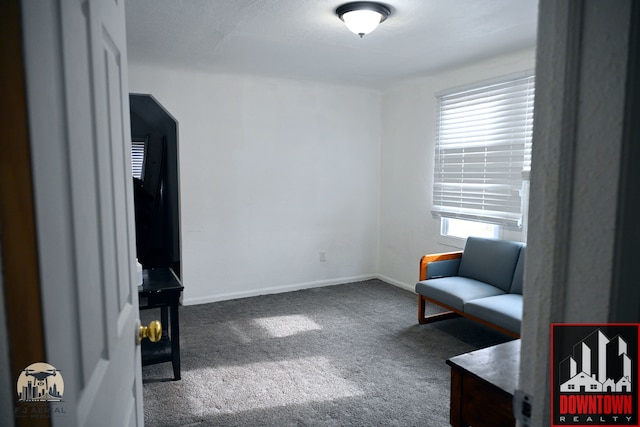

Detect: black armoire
[129, 93, 181, 277]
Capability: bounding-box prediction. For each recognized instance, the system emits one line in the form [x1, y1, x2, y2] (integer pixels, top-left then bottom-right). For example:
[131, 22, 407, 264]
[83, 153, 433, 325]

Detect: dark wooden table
[446, 339, 520, 427]
[138, 268, 183, 380]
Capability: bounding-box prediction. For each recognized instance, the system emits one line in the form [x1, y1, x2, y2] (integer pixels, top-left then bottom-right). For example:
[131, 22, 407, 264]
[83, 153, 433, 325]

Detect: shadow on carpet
[141, 279, 513, 427]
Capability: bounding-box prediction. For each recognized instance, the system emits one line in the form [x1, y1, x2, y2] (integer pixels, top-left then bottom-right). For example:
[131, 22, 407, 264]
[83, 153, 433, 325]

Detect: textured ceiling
[125, 0, 539, 89]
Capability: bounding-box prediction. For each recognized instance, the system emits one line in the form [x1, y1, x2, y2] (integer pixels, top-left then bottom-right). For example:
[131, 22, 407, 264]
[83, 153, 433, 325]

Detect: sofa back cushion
[510, 247, 526, 294]
[427, 258, 461, 279]
[458, 237, 524, 292]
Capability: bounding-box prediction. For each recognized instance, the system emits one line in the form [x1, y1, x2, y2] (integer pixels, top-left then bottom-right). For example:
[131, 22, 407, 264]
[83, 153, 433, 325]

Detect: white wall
[128, 65, 381, 304]
[378, 48, 536, 291]
[128, 49, 537, 303]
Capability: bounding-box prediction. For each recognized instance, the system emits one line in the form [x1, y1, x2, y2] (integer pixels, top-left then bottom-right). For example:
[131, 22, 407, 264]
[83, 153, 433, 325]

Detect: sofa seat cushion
[415, 276, 506, 312]
[464, 294, 523, 334]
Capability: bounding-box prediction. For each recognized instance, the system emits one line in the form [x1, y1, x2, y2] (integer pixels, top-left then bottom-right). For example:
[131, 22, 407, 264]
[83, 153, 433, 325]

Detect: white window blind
[131, 140, 146, 180]
[432, 72, 535, 229]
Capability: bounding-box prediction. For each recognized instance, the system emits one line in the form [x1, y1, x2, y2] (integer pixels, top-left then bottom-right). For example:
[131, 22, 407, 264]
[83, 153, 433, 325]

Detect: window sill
[437, 234, 467, 250]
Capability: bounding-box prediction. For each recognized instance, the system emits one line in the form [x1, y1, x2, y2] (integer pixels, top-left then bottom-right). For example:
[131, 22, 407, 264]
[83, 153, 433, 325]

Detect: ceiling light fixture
[336, 2, 391, 38]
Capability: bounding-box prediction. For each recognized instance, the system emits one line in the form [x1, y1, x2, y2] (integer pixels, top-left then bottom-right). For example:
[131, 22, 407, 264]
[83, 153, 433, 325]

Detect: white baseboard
[183, 274, 378, 306]
[375, 274, 415, 293]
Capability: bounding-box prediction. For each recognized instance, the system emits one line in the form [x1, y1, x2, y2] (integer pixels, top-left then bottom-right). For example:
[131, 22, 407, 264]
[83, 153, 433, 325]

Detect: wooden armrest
[419, 251, 463, 281]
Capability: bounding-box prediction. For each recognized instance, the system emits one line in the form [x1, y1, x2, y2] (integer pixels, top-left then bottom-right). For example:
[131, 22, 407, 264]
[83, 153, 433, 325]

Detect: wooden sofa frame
[417, 251, 520, 339]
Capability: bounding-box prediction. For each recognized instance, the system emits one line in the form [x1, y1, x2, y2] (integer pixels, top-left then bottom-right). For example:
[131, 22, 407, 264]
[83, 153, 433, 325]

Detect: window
[131, 139, 146, 180]
[432, 72, 535, 231]
[441, 218, 498, 240]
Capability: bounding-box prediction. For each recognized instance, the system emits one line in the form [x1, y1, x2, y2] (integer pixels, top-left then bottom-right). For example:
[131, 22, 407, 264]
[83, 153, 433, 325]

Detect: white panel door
[21, 0, 143, 426]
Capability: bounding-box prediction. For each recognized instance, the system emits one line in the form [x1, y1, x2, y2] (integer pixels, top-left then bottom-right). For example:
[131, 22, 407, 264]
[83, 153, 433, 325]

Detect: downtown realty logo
[551, 324, 640, 426]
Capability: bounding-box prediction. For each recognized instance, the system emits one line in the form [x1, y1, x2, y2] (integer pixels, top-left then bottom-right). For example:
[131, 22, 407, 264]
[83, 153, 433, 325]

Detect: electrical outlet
[319, 251, 327, 262]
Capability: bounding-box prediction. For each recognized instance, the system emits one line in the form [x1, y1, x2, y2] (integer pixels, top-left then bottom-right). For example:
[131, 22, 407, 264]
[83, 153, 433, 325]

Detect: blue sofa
[415, 237, 525, 338]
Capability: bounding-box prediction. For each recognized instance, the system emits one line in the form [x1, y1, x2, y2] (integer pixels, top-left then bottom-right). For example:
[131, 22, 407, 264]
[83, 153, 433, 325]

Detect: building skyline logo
[552, 324, 639, 427]
[16, 362, 64, 402]
[559, 329, 632, 393]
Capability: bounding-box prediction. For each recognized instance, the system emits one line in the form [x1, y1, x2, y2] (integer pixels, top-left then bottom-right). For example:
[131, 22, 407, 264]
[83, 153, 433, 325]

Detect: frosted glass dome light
[336, 2, 391, 38]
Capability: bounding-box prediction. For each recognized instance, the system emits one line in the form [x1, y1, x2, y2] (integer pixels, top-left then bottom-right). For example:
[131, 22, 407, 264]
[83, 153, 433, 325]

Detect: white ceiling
[125, 0, 539, 89]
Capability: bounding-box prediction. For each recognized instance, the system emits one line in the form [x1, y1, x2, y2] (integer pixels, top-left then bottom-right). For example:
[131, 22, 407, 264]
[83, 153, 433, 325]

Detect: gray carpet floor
[141, 279, 512, 426]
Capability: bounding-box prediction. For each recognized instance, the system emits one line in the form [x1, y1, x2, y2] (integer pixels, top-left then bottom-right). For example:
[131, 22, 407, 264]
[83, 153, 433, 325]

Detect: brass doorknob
[138, 320, 162, 344]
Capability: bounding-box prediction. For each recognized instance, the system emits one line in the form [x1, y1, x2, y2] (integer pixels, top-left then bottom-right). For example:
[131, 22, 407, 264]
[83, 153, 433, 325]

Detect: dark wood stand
[446, 339, 520, 427]
[138, 268, 184, 380]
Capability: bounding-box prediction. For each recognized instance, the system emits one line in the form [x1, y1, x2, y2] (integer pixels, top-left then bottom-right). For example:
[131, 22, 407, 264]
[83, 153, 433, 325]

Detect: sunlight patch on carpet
[253, 314, 322, 338]
[183, 356, 363, 415]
